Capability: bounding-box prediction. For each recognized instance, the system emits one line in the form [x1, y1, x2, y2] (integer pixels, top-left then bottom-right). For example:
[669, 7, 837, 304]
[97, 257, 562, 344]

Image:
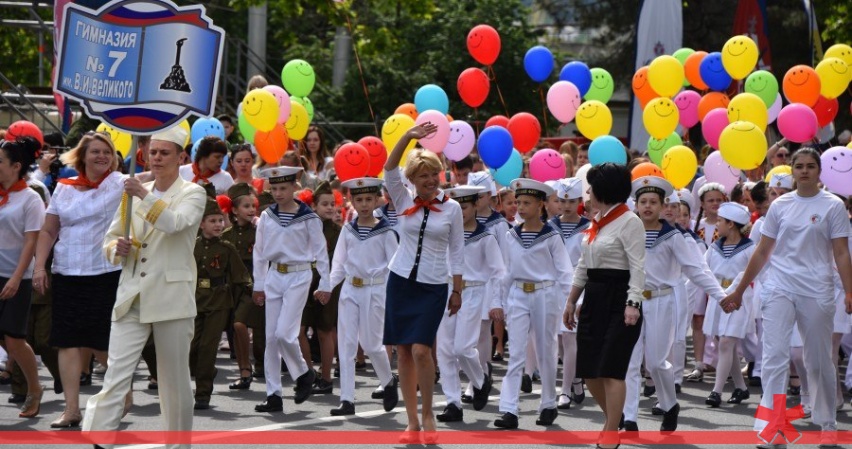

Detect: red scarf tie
[0, 179, 29, 208]
[135, 149, 146, 171]
[585, 203, 630, 243]
[192, 163, 220, 184]
[59, 170, 111, 189]
[400, 196, 443, 216]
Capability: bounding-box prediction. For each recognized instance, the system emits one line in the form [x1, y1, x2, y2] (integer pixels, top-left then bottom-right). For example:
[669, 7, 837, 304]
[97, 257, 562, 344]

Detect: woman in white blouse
[383, 123, 464, 444]
[32, 132, 125, 428]
[563, 163, 645, 449]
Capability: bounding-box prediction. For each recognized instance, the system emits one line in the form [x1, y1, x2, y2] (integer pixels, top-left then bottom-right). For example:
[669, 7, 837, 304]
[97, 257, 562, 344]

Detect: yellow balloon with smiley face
[382, 114, 417, 166]
[643, 97, 680, 139]
[575, 100, 612, 140]
[722, 35, 759, 80]
[661, 145, 697, 189]
[815, 57, 851, 100]
[719, 121, 767, 170]
[96, 122, 133, 157]
[727, 93, 768, 131]
[285, 101, 310, 141]
[242, 89, 279, 132]
[824, 44, 852, 67]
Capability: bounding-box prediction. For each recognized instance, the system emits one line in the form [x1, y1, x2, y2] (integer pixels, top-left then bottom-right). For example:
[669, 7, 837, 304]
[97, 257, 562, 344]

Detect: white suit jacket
[103, 176, 206, 323]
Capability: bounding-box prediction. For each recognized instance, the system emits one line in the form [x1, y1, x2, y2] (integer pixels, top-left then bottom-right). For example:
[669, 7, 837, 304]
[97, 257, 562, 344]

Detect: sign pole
[124, 135, 138, 239]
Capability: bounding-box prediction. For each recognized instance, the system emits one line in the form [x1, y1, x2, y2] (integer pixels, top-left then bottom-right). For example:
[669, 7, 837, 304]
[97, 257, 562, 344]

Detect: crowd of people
[1, 100, 852, 449]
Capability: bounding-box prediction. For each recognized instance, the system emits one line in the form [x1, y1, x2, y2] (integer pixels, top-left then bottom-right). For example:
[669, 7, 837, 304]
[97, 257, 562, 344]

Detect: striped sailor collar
[483, 210, 507, 226]
[647, 219, 681, 249]
[347, 217, 394, 240]
[549, 216, 591, 238]
[266, 199, 317, 226]
[712, 236, 754, 258]
[510, 222, 559, 247]
[465, 222, 489, 243]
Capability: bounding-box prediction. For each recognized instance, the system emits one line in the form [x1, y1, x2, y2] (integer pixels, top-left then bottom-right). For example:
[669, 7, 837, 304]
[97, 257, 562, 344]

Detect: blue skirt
[383, 272, 448, 346]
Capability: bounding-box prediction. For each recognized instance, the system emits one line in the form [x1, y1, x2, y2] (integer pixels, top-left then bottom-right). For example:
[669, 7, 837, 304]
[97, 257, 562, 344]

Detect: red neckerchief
[400, 195, 445, 216]
[251, 178, 265, 195]
[192, 162, 220, 184]
[135, 149, 146, 171]
[59, 170, 111, 189]
[585, 203, 630, 243]
[0, 179, 28, 208]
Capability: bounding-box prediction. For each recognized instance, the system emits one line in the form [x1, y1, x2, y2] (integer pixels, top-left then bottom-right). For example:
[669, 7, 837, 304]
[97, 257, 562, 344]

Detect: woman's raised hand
[406, 122, 438, 140]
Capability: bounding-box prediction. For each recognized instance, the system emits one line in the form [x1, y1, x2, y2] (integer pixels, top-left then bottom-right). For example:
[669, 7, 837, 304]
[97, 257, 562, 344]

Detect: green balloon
[281, 59, 316, 98]
[672, 48, 694, 87]
[585, 68, 614, 103]
[238, 110, 256, 144]
[744, 70, 779, 108]
[293, 96, 314, 122]
[647, 132, 683, 166]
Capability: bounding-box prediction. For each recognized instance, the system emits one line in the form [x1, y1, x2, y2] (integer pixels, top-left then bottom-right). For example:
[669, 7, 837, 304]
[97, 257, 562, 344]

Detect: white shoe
[802, 404, 813, 419]
[93, 363, 107, 375]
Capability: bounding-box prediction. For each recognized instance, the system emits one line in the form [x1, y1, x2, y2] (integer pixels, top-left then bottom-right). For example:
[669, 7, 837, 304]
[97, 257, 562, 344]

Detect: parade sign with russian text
[54, 0, 224, 134]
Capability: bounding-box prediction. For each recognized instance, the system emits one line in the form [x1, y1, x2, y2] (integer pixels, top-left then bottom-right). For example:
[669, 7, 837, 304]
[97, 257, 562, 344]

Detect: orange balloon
[684, 51, 709, 91]
[255, 123, 290, 164]
[446, 114, 454, 122]
[632, 66, 659, 109]
[395, 103, 418, 121]
[631, 162, 665, 180]
[782, 65, 821, 107]
[698, 92, 730, 122]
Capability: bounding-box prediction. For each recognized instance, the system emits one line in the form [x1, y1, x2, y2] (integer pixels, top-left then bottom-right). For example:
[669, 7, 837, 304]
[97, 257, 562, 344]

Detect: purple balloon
[821, 146, 852, 195]
[703, 151, 741, 193]
[767, 93, 782, 124]
[444, 120, 476, 161]
[559, 61, 592, 97]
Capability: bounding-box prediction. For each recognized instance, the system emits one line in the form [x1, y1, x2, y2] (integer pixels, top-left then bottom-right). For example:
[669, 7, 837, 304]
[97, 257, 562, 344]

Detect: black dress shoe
[643, 384, 656, 398]
[623, 420, 639, 431]
[461, 393, 473, 404]
[492, 353, 504, 362]
[436, 403, 463, 422]
[728, 388, 750, 404]
[535, 407, 558, 426]
[520, 374, 533, 393]
[194, 399, 210, 410]
[330, 401, 355, 416]
[705, 391, 722, 408]
[312, 378, 333, 394]
[255, 394, 283, 412]
[229, 376, 252, 390]
[661, 403, 679, 432]
[675, 383, 682, 394]
[472, 373, 492, 411]
[371, 388, 384, 399]
[252, 370, 265, 379]
[80, 372, 92, 386]
[8, 393, 26, 403]
[147, 377, 158, 390]
[383, 374, 399, 412]
[355, 361, 367, 371]
[294, 370, 316, 404]
[651, 403, 664, 415]
[494, 411, 519, 429]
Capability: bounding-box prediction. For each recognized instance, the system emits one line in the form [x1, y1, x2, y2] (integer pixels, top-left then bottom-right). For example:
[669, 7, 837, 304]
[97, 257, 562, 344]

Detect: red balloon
[5, 120, 44, 148]
[254, 123, 289, 164]
[467, 24, 501, 66]
[357, 136, 387, 177]
[507, 112, 541, 153]
[485, 115, 509, 129]
[457, 68, 490, 108]
[812, 95, 839, 128]
[333, 142, 370, 181]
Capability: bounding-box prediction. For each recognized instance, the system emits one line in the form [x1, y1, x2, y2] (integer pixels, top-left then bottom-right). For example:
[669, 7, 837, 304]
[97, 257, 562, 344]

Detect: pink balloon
[262, 85, 291, 124]
[414, 110, 450, 153]
[444, 120, 476, 161]
[529, 149, 566, 182]
[820, 146, 852, 195]
[701, 108, 729, 150]
[702, 151, 741, 193]
[546, 81, 582, 123]
[767, 93, 782, 124]
[777, 103, 818, 143]
[674, 90, 701, 128]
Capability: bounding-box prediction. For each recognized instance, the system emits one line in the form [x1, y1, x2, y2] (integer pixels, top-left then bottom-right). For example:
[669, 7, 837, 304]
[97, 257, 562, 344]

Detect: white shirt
[463, 225, 506, 312]
[502, 224, 574, 299]
[703, 238, 756, 337]
[760, 190, 851, 298]
[329, 219, 398, 288]
[573, 205, 646, 305]
[551, 216, 590, 267]
[385, 167, 464, 284]
[644, 221, 725, 301]
[178, 164, 234, 195]
[0, 188, 45, 279]
[46, 171, 124, 276]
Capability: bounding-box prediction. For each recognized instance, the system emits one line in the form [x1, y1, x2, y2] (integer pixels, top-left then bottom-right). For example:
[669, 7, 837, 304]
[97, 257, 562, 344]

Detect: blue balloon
[414, 84, 449, 115]
[490, 150, 523, 187]
[699, 52, 732, 91]
[478, 126, 513, 168]
[190, 138, 202, 162]
[523, 46, 554, 83]
[191, 117, 226, 143]
[588, 135, 627, 166]
[559, 61, 592, 97]
[221, 154, 230, 171]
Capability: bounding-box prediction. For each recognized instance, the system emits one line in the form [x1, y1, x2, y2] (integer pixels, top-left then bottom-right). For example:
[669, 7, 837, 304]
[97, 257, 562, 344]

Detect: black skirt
[576, 268, 642, 380]
[50, 270, 120, 350]
[383, 272, 448, 346]
[0, 277, 33, 339]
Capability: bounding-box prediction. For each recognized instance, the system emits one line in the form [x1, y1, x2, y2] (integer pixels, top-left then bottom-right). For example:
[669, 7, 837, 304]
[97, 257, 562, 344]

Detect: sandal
[19, 387, 43, 418]
[229, 368, 253, 390]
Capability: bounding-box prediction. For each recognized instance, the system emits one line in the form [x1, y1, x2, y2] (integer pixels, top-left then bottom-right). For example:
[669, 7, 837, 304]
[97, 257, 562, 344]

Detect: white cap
[698, 182, 727, 198]
[151, 125, 189, 149]
[510, 178, 554, 200]
[769, 172, 793, 190]
[341, 177, 383, 195]
[626, 196, 635, 211]
[544, 180, 560, 196]
[554, 178, 584, 200]
[445, 185, 486, 204]
[667, 188, 695, 212]
[260, 166, 303, 184]
[718, 202, 750, 225]
[742, 181, 756, 191]
[467, 171, 497, 196]
[631, 176, 674, 200]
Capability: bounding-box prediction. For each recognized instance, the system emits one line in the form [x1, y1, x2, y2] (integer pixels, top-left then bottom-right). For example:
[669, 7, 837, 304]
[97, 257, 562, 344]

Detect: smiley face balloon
[642, 97, 679, 139]
[824, 44, 852, 67]
[357, 136, 387, 177]
[575, 100, 612, 140]
[285, 100, 310, 140]
[820, 146, 852, 195]
[242, 89, 279, 132]
[381, 114, 416, 166]
[782, 65, 821, 107]
[721, 35, 758, 80]
[443, 120, 476, 162]
[661, 145, 697, 189]
[585, 68, 614, 103]
[815, 58, 851, 100]
[719, 121, 767, 170]
[333, 142, 370, 182]
[646, 132, 683, 166]
[744, 70, 779, 108]
[280, 59, 315, 98]
[727, 93, 768, 131]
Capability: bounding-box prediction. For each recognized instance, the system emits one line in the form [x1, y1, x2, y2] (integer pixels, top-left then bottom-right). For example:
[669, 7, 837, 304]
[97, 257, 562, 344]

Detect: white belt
[642, 286, 673, 299]
[346, 275, 384, 287]
[275, 262, 315, 274]
[514, 280, 554, 293]
[463, 280, 485, 288]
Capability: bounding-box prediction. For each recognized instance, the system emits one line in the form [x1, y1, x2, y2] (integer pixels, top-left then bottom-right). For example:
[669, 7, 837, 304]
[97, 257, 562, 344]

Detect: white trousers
[264, 270, 312, 396]
[438, 285, 485, 407]
[624, 292, 678, 421]
[337, 282, 393, 403]
[83, 299, 194, 449]
[669, 282, 690, 384]
[498, 285, 560, 415]
[756, 288, 836, 431]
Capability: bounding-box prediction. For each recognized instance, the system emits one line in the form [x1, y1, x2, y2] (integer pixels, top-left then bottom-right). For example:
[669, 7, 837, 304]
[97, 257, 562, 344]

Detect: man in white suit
[82, 125, 206, 449]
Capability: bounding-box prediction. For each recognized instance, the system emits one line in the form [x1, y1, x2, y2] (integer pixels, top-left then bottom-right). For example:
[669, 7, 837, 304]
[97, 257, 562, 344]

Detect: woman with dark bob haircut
[178, 136, 234, 194]
[563, 163, 647, 448]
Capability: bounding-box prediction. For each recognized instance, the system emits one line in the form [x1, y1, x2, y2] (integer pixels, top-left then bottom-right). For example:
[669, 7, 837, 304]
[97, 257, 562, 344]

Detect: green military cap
[201, 182, 216, 199]
[203, 197, 224, 218]
[227, 182, 253, 201]
[257, 191, 275, 209]
[314, 180, 332, 197]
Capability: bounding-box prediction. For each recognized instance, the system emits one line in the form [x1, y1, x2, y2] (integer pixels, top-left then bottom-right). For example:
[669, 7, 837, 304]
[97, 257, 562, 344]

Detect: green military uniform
[189, 199, 251, 405]
[223, 219, 264, 374]
[301, 218, 342, 331]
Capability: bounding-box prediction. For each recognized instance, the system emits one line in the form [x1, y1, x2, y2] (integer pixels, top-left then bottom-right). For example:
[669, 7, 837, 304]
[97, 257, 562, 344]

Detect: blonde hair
[60, 132, 118, 175]
[246, 75, 268, 95]
[403, 149, 443, 180]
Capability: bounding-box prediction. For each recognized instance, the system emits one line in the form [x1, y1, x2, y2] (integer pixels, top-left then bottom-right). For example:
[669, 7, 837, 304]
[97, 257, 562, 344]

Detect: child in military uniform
[190, 198, 251, 409]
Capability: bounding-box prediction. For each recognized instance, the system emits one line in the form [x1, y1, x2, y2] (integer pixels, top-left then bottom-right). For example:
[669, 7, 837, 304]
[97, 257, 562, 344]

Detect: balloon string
[333, 1, 379, 136]
[538, 85, 549, 138]
[474, 107, 480, 136]
[487, 66, 510, 116]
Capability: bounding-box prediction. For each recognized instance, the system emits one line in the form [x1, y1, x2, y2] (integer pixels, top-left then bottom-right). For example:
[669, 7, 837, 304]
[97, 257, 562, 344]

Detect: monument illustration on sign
[160, 38, 191, 93]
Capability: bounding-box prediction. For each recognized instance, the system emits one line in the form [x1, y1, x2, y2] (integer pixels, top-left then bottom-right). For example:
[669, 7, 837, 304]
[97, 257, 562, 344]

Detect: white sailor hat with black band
[445, 185, 486, 204]
[554, 178, 583, 200]
[631, 175, 674, 200]
[769, 172, 793, 190]
[467, 171, 497, 196]
[544, 180, 560, 196]
[341, 177, 383, 195]
[509, 178, 554, 200]
[260, 166, 303, 184]
[718, 201, 750, 225]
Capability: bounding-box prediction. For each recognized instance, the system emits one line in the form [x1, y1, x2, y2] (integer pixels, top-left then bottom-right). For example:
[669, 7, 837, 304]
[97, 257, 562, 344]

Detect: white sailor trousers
[263, 269, 312, 396]
[438, 284, 486, 407]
